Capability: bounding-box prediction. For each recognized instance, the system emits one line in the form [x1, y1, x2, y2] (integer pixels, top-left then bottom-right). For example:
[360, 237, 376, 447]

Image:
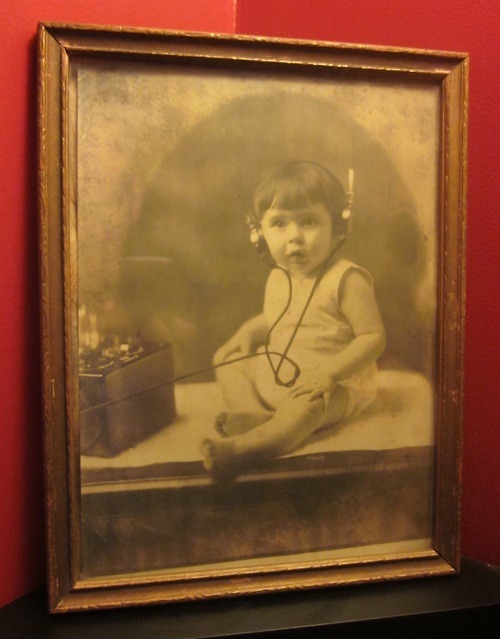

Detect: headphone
[246, 209, 277, 267]
[247, 168, 354, 267]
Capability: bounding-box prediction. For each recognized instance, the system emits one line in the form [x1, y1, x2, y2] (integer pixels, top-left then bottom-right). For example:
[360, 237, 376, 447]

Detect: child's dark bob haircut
[253, 160, 347, 234]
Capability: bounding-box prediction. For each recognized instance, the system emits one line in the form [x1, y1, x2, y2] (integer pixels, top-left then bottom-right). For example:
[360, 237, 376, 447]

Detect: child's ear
[246, 210, 276, 267]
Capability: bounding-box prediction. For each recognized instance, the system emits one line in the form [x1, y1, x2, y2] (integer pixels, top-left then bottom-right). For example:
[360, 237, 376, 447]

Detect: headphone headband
[248, 167, 354, 266]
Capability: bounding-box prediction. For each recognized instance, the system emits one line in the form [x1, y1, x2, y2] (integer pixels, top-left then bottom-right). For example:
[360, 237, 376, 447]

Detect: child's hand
[213, 329, 252, 366]
[289, 372, 336, 411]
[213, 314, 268, 367]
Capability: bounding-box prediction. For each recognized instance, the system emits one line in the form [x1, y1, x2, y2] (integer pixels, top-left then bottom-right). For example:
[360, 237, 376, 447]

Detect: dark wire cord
[79, 349, 300, 416]
[81, 235, 346, 415]
[263, 264, 299, 387]
[264, 235, 346, 387]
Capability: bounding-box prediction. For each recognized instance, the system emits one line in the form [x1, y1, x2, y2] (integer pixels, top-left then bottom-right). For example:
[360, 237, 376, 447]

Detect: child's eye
[301, 216, 318, 227]
[271, 218, 286, 228]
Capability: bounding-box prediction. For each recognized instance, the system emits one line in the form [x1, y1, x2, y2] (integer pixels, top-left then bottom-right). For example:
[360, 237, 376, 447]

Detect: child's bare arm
[326, 270, 386, 378]
[213, 313, 269, 365]
[291, 271, 385, 406]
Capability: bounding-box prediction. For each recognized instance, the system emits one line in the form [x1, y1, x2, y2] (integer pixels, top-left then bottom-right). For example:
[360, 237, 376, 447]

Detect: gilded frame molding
[38, 23, 468, 612]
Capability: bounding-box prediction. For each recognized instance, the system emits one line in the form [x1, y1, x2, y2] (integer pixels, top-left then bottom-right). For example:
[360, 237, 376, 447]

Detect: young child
[201, 161, 386, 479]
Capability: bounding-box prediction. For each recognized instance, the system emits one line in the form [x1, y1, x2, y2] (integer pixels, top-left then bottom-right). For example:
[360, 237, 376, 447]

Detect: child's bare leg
[203, 386, 349, 478]
[215, 411, 273, 438]
[215, 359, 272, 436]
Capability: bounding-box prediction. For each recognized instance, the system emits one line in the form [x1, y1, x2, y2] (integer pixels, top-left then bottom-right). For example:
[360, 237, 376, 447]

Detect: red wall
[236, 0, 500, 571]
[0, 0, 236, 609]
[1, 0, 499, 609]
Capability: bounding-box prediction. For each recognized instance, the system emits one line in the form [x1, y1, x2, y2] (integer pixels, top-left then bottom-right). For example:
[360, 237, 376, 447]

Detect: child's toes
[200, 438, 237, 482]
[201, 438, 216, 471]
[214, 413, 229, 438]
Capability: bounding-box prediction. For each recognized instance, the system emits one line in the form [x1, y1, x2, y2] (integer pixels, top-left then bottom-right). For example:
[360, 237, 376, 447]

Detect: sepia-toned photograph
[38, 25, 467, 611]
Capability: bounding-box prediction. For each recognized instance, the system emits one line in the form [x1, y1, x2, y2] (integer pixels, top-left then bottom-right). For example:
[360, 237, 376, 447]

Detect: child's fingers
[291, 378, 335, 411]
[308, 387, 329, 409]
[289, 384, 312, 398]
[321, 389, 331, 411]
[239, 338, 251, 356]
[306, 389, 331, 413]
[290, 384, 327, 406]
[307, 388, 323, 400]
[213, 340, 245, 365]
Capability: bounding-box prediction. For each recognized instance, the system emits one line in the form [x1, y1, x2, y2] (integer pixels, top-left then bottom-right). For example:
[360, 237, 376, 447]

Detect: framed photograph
[38, 23, 468, 612]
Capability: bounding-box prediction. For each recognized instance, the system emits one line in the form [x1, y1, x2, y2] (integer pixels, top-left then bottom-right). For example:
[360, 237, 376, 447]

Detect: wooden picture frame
[38, 23, 468, 612]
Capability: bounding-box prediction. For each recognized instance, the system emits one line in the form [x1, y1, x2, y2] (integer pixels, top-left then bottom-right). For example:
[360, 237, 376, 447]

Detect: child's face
[260, 203, 335, 276]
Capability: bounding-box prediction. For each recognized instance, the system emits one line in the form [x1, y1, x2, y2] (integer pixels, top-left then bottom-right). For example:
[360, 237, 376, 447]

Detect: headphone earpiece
[341, 168, 354, 223]
[246, 210, 276, 267]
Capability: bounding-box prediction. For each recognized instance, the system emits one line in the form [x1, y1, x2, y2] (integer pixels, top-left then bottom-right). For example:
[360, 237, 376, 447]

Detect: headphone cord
[264, 235, 346, 387]
[80, 235, 346, 415]
[79, 349, 300, 416]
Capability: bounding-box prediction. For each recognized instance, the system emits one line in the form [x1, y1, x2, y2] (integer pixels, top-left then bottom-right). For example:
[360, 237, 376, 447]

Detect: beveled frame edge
[38, 23, 72, 610]
[434, 52, 468, 568]
[37, 22, 468, 613]
[58, 556, 455, 613]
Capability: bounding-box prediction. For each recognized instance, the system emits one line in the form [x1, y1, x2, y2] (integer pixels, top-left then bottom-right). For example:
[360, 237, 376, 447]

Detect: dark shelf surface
[2, 557, 499, 639]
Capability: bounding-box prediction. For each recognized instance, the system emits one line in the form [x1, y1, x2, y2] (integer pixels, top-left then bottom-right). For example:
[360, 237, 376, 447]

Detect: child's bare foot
[201, 438, 238, 481]
[214, 411, 272, 438]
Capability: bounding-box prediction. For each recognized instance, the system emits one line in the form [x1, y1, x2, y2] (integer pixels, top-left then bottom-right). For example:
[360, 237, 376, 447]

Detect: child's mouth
[287, 250, 307, 262]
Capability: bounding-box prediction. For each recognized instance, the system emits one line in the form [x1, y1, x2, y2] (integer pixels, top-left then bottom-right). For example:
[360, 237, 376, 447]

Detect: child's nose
[287, 222, 303, 242]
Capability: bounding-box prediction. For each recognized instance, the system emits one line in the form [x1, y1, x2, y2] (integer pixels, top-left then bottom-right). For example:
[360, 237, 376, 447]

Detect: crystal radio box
[79, 343, 176, 457]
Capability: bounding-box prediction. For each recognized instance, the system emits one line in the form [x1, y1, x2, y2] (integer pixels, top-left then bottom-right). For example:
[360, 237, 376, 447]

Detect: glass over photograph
[74, 58, 439, 580]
